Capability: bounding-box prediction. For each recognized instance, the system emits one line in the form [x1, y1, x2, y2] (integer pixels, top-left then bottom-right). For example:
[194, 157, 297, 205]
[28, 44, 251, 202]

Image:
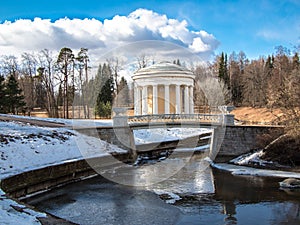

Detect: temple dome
[133, 61, 194, 77]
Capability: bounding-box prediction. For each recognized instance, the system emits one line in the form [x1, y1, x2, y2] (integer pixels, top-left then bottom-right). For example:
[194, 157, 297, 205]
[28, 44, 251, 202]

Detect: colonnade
[134, 84, 194, 115]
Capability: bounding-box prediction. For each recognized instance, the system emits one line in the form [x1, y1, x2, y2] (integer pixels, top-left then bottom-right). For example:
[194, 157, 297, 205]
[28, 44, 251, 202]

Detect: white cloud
[0, 9, 219, 64]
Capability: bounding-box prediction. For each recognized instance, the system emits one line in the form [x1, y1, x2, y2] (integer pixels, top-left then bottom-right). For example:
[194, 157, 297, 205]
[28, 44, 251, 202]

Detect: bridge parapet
[127, 113, 234, 126]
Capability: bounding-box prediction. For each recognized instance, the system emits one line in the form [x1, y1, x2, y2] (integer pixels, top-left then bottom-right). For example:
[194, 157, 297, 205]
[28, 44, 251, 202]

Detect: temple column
[175, 85, 181, 114]
[134, 85, 139, 115]
[153, 85, 158, 114]
[164, 85, 170, 114]
[184, 85, 189, 114]
[142, 85, 148, 115]
[189, 86, 194, 114]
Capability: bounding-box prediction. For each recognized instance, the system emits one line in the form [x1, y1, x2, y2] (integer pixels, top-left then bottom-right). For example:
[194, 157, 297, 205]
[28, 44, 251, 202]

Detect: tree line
[0, 45, 298, 122]
[0, 48, 131, 118]
[194, 46, 299, 124]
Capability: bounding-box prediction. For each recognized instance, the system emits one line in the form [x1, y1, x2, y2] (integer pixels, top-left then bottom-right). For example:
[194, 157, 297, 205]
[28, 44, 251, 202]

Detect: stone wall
[1, 154, 130, 198]
[76, 124, 284, 158]
[218, 125, 284, 156]
[75, 126, 135, 152]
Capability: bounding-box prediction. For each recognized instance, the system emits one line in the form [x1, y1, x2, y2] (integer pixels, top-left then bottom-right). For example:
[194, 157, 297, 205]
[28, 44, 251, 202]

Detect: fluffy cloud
[0, 9, 219, 62]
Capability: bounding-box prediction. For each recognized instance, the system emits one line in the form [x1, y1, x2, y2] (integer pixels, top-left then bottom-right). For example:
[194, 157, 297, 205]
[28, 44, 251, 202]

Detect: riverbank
[0, 117, 126, 225]
[0, 113, 299, 224]
[0, 115, 211, 224]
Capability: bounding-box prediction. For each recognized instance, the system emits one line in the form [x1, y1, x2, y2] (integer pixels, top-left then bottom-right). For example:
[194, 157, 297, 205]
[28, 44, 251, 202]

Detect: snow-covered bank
[0, 113, 113, 127]
[0, 115, 212, 224]
[0, 189, 46, 225]
[0, 118, 123, 225]
[212, 163, 300, 179]
[211, 150, 300, 179]
[0, 121, 125, 179]
[228, 149, 283, 168]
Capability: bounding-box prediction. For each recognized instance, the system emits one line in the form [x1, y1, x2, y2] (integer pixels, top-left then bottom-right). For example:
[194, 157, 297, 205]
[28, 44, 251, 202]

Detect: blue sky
[0, 0, 299, 61]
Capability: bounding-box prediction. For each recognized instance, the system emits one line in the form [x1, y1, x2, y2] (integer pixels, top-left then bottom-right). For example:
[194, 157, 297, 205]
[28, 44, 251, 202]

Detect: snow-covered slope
[0, 118, 124, 225]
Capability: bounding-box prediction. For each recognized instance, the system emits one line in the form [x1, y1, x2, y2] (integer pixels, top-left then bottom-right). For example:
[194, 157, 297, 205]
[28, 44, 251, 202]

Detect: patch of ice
[176, 144, 210, 152]
[153, 190, 182, 204]
[212, 163, 300, 179]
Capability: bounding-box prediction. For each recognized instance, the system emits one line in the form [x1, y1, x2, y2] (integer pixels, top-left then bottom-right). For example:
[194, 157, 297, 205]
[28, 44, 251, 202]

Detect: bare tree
[107, 57, 123, 96]
[242, 59, 267, 107]
[37, 49, 58, 118]
[136, 53, 150, 69]
[0, 55, 19, 79]
[194, 64, 230, 112]
[19, 52, 38, 115]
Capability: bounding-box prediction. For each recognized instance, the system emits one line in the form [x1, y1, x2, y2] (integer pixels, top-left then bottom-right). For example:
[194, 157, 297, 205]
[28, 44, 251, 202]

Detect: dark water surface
[25, 156, 300, 225]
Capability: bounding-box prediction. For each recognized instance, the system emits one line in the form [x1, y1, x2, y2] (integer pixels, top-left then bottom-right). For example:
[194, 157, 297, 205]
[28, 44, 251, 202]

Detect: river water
[25, 155, 300, 225]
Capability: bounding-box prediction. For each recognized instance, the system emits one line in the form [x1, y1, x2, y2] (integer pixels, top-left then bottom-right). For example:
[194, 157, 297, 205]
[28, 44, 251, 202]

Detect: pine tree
[56, 47, 74, 118]
[95, 76, 114, 118]
[5, 75, 26, 114]
[116, 77, 130, 107]
[218, 52, 230, 88]
[0, 75, 6, 113]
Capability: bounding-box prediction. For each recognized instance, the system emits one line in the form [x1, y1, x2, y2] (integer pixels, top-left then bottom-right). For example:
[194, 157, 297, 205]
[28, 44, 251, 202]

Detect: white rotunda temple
[132, 61, 195, 115]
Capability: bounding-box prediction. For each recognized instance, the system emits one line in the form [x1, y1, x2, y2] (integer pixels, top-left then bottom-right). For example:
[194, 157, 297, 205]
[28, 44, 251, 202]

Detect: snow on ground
[0, 189, 46, 225]
[229, 150, 274, 167]
[134, 128, 211, 144]
[4, 114, 299, 224]
[211, 162, 300, 179]
[211, 150, 300, 179]
[0, 115, 212, 224]
[0, 113, 113, 127]
[0, 118, 124, 225]
[0, 121, 125, 179]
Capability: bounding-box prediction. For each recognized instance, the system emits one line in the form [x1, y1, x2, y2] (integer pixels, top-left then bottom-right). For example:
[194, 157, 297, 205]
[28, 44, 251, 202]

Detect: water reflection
[25, 156, 300, 225]
[145, 156, 214, 194]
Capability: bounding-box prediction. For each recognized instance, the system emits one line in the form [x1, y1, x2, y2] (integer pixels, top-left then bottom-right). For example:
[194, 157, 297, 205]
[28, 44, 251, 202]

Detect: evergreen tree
[56, 47, 74, 118]
[0, 75, 6, 113]
[5, 75, 26, 114]
[116, 76, 130, 107]
[229, 52, 243, 106]
[95, 76, 114, 118]
[98, 76, 113, 103]
[264, 55, 274, 79]
[218, 52, 230, 88]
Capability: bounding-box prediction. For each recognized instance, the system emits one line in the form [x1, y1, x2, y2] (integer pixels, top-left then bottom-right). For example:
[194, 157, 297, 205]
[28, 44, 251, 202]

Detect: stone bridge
[76, 113, 283, 162]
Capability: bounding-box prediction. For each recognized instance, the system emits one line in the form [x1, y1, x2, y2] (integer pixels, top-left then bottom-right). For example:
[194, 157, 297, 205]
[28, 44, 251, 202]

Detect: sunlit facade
[132, 62, 195, 115]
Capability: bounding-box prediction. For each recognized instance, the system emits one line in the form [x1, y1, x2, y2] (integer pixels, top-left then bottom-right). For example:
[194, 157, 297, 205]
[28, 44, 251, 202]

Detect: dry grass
[231, 107, 284, 124]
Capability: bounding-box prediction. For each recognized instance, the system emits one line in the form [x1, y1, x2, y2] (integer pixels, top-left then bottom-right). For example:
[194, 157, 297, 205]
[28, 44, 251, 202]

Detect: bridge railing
[127, 114, 227, 125]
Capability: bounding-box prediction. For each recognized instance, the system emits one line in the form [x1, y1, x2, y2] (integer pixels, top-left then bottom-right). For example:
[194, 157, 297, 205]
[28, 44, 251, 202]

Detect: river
[25, 154, 300, 225]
